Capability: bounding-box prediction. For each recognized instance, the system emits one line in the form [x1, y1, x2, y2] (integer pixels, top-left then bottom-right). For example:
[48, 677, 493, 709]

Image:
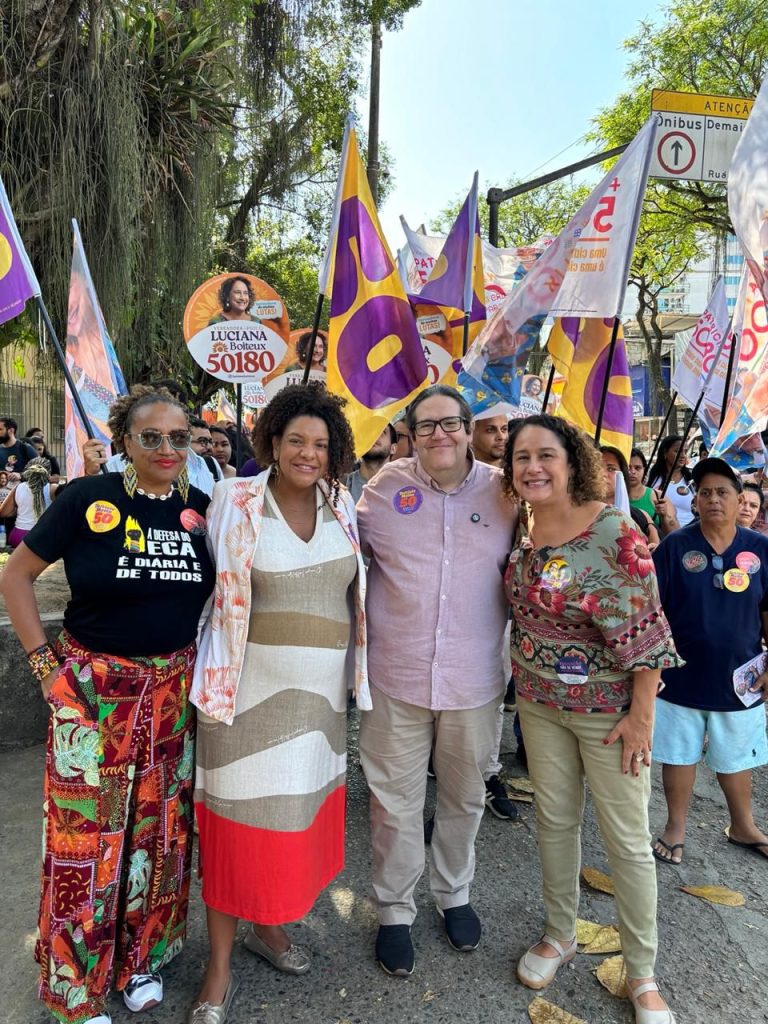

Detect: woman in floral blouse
[502, 415, 680, 1024]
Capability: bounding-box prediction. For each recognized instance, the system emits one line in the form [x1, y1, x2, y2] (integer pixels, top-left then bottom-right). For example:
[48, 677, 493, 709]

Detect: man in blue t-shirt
[652, 457, 768, 864]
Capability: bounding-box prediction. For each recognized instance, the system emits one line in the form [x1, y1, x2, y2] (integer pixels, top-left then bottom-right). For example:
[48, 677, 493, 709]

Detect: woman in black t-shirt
[0, 386, 215, 1024]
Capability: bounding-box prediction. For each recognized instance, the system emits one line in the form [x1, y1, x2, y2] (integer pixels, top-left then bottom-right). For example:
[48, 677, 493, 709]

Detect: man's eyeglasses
[412, 416, 469, 437]
[127, 430, 192, 451]
[712, 554, 724, 589]
[192, 436, 212, 448]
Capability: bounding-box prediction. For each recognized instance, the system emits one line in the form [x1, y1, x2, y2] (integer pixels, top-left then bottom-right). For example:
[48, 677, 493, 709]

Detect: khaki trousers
[518, 697, 658, 979]
[359, 685, 500, 925]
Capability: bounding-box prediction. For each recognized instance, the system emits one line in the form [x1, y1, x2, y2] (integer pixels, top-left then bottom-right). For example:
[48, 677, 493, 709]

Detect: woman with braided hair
[0, 456, 59, 547]
[188, 383, 370, 1024]
[0, 386, 215, 1024]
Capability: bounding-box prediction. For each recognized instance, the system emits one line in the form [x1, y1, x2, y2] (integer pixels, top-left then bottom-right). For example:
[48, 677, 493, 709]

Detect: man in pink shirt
[357, 385, 519, 976]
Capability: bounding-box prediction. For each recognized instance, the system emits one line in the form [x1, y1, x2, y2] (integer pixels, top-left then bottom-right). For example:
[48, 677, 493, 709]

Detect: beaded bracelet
[27, 643, 62, 684]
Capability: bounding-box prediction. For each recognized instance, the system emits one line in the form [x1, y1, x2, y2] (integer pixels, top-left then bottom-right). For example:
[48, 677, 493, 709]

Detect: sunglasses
[127, 430, 192, 451]
[711, 554, 724, 589]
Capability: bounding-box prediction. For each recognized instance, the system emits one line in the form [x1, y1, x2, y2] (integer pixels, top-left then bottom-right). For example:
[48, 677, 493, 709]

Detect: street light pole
[366, 18, 382, 203]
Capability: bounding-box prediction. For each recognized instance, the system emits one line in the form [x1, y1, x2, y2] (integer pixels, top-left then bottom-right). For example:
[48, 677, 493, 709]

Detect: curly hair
[218, 275, 256, 313]
[107, 385, 188, 456]
[502, 414, 604, 505]
[252, 383, 354, 504]
[296, 330, 327, 366]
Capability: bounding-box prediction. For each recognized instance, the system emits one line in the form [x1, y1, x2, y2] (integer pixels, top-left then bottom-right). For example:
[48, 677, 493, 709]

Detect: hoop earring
[177, 465, 190, 504]
[123, 460, 138, 499]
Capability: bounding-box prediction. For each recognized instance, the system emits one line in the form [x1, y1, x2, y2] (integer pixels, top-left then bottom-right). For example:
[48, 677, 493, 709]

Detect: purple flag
[0, 174, 40, 326]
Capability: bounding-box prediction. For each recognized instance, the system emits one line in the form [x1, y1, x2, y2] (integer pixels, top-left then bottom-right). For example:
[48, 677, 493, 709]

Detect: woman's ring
[634, 752, 645, 762]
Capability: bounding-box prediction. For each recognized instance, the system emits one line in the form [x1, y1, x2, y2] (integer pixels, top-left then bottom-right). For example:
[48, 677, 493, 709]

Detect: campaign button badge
[676, 485, 690, 496]
[682, 550, 706, 573]
[736, 551, 761, 575]
[723, 568, 750, 592]
[555, 655, 588, 685]
[85, 500, 121, 533]
[180, 509, 206, 536]
[392, 486, 423, 515]
[541, 557, 572, 589]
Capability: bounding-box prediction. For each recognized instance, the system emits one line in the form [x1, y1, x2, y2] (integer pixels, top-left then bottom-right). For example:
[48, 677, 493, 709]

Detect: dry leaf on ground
[507, 776, 535, 794]
[576, 919, 602, 944]
[509, 791, 535, 803]
[422, 990, 437, 1003]
[681, 885, 745, 907]
[580, 866, 615, 894]
[579, 924, 621, 954]
[594, 954, 628, 997]
[528, 996, 587, 1023]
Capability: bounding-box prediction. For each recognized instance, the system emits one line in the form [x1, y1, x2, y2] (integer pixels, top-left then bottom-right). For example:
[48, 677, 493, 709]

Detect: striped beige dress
[194, 488, 357, 923]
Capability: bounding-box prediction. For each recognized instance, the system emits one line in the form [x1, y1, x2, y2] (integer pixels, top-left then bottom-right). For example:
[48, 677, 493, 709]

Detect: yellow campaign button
[723, 567, 749, 593]
[85, 500, 121, 533]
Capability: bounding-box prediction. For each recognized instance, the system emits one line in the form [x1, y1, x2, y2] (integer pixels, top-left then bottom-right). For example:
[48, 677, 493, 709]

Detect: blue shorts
[653, 698, 768, 773]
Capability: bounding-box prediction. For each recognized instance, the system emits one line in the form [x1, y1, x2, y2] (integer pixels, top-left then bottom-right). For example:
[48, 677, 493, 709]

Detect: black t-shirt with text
[0, 440, 37, 475]
[24, 473, 215, 657]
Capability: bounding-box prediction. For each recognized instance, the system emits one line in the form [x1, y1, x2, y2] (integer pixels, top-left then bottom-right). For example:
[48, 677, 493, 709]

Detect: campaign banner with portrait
[183, 273, 290, 383]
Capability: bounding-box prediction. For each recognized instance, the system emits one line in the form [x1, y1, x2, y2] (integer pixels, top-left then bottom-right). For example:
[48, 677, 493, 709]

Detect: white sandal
[627, 980, 676, 1024]
[517, 934, 577, 990]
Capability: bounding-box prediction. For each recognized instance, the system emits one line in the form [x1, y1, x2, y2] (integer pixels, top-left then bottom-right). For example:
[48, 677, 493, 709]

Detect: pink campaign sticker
[180, 509, 206, 535]
[736, 551, 761, 575]
[392, 486, 423, 515]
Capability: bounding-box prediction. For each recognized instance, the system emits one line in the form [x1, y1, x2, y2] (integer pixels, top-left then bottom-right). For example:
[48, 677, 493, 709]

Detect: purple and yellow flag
[409, 175, 486, 387]
[0, 174, 40, 325]
[547, 317, 633, 459]
[65, 220, 127, 478]
[326, 125, 428, 456]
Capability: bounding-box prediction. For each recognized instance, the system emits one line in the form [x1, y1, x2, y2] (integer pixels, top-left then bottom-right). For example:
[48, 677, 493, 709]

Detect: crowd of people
[1, 384, 767, 1024]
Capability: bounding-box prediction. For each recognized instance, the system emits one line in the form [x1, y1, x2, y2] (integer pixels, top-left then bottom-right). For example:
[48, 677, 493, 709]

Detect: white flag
[728, 74, 768, 306]
[671, 277, 730, 408]
[463, 117, 656, 382]
[318, 114, 354, 296]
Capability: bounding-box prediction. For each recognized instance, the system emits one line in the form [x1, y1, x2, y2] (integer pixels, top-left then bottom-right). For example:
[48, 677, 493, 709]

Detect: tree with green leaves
[593, 0, 768, 234]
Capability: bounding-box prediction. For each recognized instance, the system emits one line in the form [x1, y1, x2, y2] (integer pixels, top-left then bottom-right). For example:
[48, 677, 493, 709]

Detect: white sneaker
[84, 1015, 111, 1024]
[123, 972, 163, 1012]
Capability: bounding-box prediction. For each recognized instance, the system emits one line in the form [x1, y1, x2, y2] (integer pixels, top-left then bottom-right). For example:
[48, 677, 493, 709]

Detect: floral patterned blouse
[505, 505, 681, 713]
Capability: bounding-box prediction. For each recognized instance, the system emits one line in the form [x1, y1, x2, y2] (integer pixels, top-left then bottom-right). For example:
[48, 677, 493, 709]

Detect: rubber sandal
[725, 827, 768, 860]
[651, 837, 684, 865]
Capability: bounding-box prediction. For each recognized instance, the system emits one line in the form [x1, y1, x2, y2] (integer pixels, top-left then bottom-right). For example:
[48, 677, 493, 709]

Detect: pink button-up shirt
[356, 455, 518, 710]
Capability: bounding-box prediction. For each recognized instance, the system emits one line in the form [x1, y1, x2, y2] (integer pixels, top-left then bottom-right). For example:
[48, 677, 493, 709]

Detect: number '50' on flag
[321, 117, 428, 457]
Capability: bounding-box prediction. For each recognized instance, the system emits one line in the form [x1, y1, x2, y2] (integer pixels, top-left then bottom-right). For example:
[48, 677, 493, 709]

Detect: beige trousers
[517, 697, 658, 978]
[359, 685, 500, 925]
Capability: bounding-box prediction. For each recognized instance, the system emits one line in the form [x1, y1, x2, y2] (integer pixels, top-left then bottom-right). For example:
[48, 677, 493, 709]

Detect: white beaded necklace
[136, 486, 174, 501]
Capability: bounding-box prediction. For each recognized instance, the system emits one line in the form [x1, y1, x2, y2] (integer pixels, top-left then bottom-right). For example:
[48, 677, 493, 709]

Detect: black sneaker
[484, 774, 519, 820]
[375, 924, 415, 976]
[439, 904, 481, 951]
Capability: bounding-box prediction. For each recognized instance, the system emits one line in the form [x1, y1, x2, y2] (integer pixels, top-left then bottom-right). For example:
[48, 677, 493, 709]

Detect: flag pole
[462, 312, 471, 355]
[235, 384, 243, 469]
[719, 332, 738, 428]
[302, 293, 325, 385]
[594, 317, 621, 446]
[541, 364, 556, 413]
[646, 390, 678, 472]
[35, 295, 107, 473]
[660, 391, 704, 498]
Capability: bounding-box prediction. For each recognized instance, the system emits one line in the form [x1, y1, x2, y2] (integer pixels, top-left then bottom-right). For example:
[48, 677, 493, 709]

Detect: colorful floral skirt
[37, 631, 196, 1024]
